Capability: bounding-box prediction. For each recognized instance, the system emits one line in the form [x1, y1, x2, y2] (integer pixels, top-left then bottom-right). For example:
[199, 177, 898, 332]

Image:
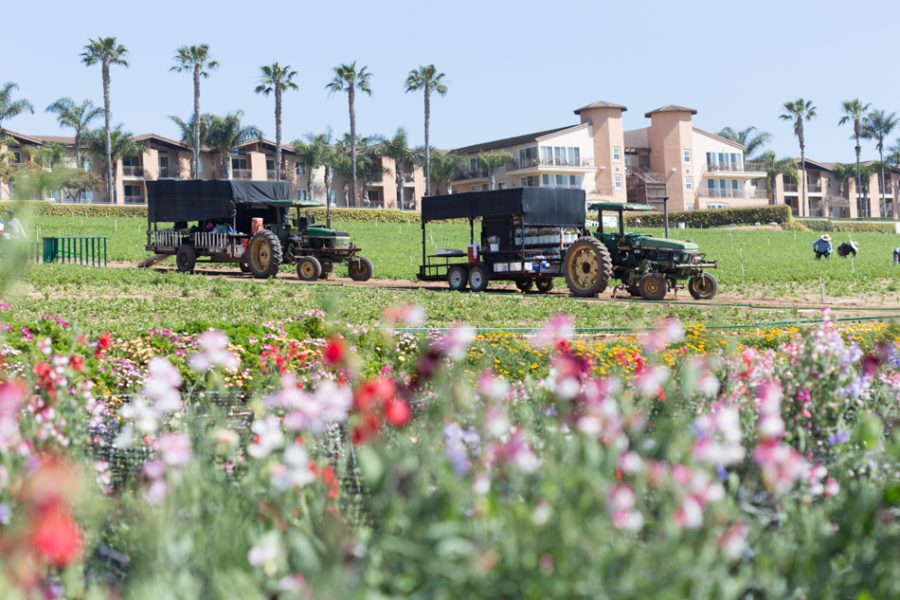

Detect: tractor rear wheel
[348, 256, 373, 282]
[563, 237, 613, 297]
[468, 265, 489, 292]
[638, 273, 667, 301]
[447, 265, 468, 291]
[688, 273, 718, 300]
[176, 245, 196, 273]
[296, 256, 322, 281]
[536, 277, 554, 294]
[515, 279, 534, 293]
[247, 230, 283, 279]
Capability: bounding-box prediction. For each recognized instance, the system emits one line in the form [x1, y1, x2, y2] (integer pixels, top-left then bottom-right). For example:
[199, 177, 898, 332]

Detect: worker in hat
[813, 234, 832, 260]
[837, 240, 859, 258]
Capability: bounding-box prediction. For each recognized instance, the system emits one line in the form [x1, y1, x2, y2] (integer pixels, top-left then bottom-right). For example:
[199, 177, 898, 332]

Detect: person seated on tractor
[837, 240, 858, 258]
[174, 221, 188, 231]
[813, 234, 832, 260]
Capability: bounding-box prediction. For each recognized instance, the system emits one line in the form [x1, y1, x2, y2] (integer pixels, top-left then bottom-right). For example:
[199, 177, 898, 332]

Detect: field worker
[5, 211, 26, 240]
[894, 247, 900, 266]
[837, 240, 859, 258]
[813, 234, 832, 260]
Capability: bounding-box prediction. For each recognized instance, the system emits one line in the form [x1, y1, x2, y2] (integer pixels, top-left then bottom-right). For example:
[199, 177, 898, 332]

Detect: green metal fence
[40, 236, 108, 266]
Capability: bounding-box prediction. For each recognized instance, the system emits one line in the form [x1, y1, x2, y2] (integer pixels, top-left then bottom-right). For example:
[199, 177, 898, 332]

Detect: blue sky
[4, 0, 899, 162]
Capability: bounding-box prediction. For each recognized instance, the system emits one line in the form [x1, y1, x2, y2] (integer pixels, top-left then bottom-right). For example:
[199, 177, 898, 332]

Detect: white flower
[120, 397, 159, 434]
[189, 330, 239, 373]
[248, 416, 285, 459]
[270, 443, 315, 490]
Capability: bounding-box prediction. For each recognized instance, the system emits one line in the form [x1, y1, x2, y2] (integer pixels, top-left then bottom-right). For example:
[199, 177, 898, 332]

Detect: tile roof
[452, 125, 579, 154]
[644, 105, 698, 118]
[573, 100, 627, 114]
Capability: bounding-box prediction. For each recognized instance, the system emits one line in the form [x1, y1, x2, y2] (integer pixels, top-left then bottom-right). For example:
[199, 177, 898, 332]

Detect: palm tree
[86, 125, 143, 201]
[837, 99, 870, 220]
[832, 163, 858, 217]
[255, 63, 298, 182]
[326, 62, 373, 207]
[716, 126, 771, 160]
[171, 44, 219, 179]
[779, 99, 816, 216]
[861, 108, 898, 217]
[293, 132, 333, 219]
[888, 140, 900, 167]
[81, 37, 129, 202]
[45, 97, 103, 168]
[26, 143, 67, 169]
[477, 150, 514, 190]
[382, 128, 412, 209]
[169, 113, 213, 147]
[0, 82, 34, 130]
[757, 151, 797, 206]
[206, 112, 263, 179]
[429, 151, 462, 194]
[405, 65, 448, 196]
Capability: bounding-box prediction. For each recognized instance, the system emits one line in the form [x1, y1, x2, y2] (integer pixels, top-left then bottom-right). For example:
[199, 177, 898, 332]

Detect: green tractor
[564, 202, 717, 301]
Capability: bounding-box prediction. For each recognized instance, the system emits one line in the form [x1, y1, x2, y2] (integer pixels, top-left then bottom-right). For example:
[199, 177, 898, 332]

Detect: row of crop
[796, 218, 898, 233]
[624, 205, 794, 228]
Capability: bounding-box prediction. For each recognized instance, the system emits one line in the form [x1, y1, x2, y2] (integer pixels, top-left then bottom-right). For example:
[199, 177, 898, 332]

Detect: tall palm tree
[255, 63, 298, 182]
[45, 97, 103, 168]
[206, 112, 263, 179]
[86, 125, 142, 201]
[477, 150, 514, 190]
[757, 151, 797, 206]
[861, 108, 898, 217]
[779, 99, 816, 217]
[838, 99, 870, 221]
[887, 140, 900, 167]
[293, 132, 333, 219]
[382, 128, 412, 209]
[405, 65, 447, 196]
[0, 82, 34, 130]
[326, 62, 373, 207]
[716, 126, 771, 160]
[81, 37, 128, 202]
[171, 44, 219, 179]
[429, 151, 462, 194]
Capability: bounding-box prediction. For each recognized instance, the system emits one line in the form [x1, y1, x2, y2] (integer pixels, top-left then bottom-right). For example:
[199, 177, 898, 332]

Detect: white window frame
[685, 176, 693, 191]
[612, 146, 621, 161]
[614, 174, 623, 190]
[683, 149, 691, 163]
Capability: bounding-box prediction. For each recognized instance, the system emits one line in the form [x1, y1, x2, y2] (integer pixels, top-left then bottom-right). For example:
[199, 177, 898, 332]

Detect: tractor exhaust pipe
[663, 197, 670, 239]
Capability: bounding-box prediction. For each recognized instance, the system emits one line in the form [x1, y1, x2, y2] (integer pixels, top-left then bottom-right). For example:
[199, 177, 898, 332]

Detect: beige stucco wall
[578, 108, 627, 202]
[646, 111, 694, 211]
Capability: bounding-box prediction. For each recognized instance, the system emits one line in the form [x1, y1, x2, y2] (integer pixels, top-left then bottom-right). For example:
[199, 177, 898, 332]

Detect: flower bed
[0, 308, 897, 597]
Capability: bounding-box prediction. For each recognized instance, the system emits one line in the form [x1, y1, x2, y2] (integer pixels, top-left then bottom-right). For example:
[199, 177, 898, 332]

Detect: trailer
[418, 188, 589, 293]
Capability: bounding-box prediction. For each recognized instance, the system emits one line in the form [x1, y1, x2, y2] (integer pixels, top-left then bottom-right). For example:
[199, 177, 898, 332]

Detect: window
[469, 158, 478, 172]
[497, 183, 504, 190]
[540, 145, 580, 166]
[685, 176, 693, 191]
[266, 158, 275, 170]
[613, 147, 621, 161]
[614, 174, 623, 190]
[232, 157, 248, 170]
[518, 147, 538, 167]
[124, 184, 144, 204]
[122, 156, 140, 167]
[296, 189, 307, 201]
[296, 162, 306, 176]
[521, 176, 536, 186]
[683, 149, 691, 163]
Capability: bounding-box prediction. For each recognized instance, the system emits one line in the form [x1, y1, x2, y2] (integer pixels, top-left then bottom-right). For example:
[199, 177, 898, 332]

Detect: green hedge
[797, 218, 898, 233]
[0, 201, 148, 217]
[624, 205, 793, 229]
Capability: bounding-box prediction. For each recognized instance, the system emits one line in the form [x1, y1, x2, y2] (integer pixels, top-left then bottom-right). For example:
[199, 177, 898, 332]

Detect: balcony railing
[458, 169, 489, 180]
[807, 183, 823, 193]
[233, 168, 252, 180]
[509, 157, 594, 171]
[158, 167, 179, 179]
[267, 169, 288, 180]
[783, 183, 798, 192]
[122, 165, 144, 177]
[123, 195, 145, 205]
[699, 187, 768, 200]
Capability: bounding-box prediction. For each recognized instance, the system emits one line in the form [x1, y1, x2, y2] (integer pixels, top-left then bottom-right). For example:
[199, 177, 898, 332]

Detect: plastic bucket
[467, 244, 479, 263]
[251, 218, 264, 234]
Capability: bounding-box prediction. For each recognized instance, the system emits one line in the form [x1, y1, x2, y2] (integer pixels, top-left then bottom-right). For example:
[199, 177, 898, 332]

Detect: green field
[27, 214, 900, 298]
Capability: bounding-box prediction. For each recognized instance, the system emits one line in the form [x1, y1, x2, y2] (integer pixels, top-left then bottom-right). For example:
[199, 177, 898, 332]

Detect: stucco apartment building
[0, 130, 425, 210]
[451, 101, 767, 212]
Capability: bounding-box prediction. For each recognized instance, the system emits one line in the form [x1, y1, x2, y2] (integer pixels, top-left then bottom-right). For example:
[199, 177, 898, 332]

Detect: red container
[467, 244, 479, 264]
[251, 217, 264, 235]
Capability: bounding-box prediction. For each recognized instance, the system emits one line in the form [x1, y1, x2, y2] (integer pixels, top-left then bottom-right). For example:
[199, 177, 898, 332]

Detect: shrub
[625, 205, 793, 229]
[797, 218, 897, 233]
[0, 201, 148, 218]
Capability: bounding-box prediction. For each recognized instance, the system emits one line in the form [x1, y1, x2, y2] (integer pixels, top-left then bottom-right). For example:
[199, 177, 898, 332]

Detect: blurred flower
[270, 443, 315, 490]
[435, 326, 475, 360]
[635, 366, 668, 398]
[384, 304, 426, 327]
[753, 440, 808, 495]
[248, 530, 282, 575]
[0, 381, 24, 451]
[643, 317, 684, 354]
[214, 428, 240, 453]
[158, 432, 192, 468]
[29, 509, 84, 567]
[693, 405, 745, 467]
[532, 314, 574, 347]
[674, 496, 704, 530]
[718, 522, 748, 560]
[189, 330, 239, 373]
[248, 416, 285, 459]
[608, 485, 644, 532]
[322, 336, 346, 366]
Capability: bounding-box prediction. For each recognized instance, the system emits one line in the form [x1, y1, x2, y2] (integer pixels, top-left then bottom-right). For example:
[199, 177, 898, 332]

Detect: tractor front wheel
[297, 256, 323, 281]
[176, 245, 196, 273]
[688, 273, 718, 300]
[638, 273, 668, 301]
[536, 277, 554, 294]
[563, 237, 613, 297]
[348, 256, 373, 282]
[247, 230, 283, 279]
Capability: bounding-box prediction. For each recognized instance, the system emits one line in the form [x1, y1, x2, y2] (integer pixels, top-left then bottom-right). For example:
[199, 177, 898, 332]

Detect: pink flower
[693, 406, 745, 466]
[189, 330, 239, 373]
[270, 444, 316, 490]
[753, 440, 808, 495]
[635, 366, 668, 398]
[477, 371, 510, 402]
[608, 485, 644, 532]
[532, 314, 574, 347]
[642, 317, 684, 354]
[248, 416, 284, 459]
[719, 522, 748, 560]
[674, 496, 704, 530]
[617, 451, 644, 475]
[158, 433, 192, 468]
[436, 325, 475, 360]
[383, 304, 426, 327]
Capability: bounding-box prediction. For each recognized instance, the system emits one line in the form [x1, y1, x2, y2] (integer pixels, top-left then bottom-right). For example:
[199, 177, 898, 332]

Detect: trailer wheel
[176, 245, 196, 273]
[296, 256, 322, 281]
[468, 265, 489, 292]
[447, 265, 468, 291]
[515, 279, 534, 293]
[349, 256, 373, 282]
[688, 273, 718, 300]
[536, 277, 554, 294]
[247, 230, 283, 279]
[638, 273, 667, 301]
[563, 237, 613, 297]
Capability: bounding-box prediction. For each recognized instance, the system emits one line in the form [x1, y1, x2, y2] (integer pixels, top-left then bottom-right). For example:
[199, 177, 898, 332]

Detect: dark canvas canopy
[147, 180, 293, 222]
[421, 187, 586, 226]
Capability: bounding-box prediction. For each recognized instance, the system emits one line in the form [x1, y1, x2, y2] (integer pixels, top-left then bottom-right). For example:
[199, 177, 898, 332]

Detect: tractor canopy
[422, 187, 586, 227]
[146, 180, 294, 223]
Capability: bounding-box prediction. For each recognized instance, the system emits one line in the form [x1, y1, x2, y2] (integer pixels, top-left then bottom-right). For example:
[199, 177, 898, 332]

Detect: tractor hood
[304, 227, 349, 238]
[632, 235, 699, 252]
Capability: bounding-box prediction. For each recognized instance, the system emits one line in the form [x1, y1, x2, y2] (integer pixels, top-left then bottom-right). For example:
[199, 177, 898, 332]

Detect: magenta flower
[607, 485, 644, 532]
[532, 314, 575, 348]
[189, 330, 239, 373]
[158, 432, 192, 468]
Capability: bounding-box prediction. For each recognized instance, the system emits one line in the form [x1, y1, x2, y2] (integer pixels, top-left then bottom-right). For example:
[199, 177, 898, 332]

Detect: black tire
[239, 259, 250, 274]
[348, 256, 373, 282]
[515, 279, 534, 293]
[626, 284, 641, 297]
[638, 273, 668, 301]
[175, 245, 196, 273]
[319, 260, 334, 279]
[296, 256, 322, 281]
[688, 272, 718, 300]
[247, 230, 283, 279]
[447, 265, 468, 291]
[536, 277, 554, 294]
[563, 237, 613, 297]
[468, 265, 489, 292]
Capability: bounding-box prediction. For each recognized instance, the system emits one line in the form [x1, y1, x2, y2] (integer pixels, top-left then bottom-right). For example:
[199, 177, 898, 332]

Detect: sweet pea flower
[384, 304, 426, 327]
[718, 522, 749, 560]
[642, 317, 685, 354]
[270, 443, 316, 490]
[532, 314, 575, 347]
[635, 366, 668, 398]
[608, 485, 644, 532]
[753, 440, 808, 495]
[436, 325, 475, 360]
[248, 416, 285, 459]
[248, 531, 282, 575]
[158, 433, 192, 468]
[477, 371, 510, 402]
[189, 330, 239, 373]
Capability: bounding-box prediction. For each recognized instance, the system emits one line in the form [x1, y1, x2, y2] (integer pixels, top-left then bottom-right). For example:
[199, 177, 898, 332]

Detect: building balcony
[706, 161, 766, 178]
[124, 195, 145, 205]
[158, 167, 180, 179]
[508, 157, 594, 172]
[122, 165, 144, 178]
[233, 168, 252, 180]
[807, 183, 823, 194]
[267, 168, 289, 181]
[699, 187, 768, 200]
[457, 169, 490, 180]
[783, 183, 798, 193]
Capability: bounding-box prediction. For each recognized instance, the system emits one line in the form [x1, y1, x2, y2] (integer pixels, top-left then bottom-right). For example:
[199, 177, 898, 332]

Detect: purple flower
[827, 431, 849, 446]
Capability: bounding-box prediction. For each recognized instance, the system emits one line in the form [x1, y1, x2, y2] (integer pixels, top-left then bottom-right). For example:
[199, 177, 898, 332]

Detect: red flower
[351, 413, 380, 445]
[94, 332, 112, 359]
[29, 509, 84, 567]
[321, 465, 339, 500]
[69, 354, 84, 372]
[384, 398, 411, 427]
[323, 337, 346, 366]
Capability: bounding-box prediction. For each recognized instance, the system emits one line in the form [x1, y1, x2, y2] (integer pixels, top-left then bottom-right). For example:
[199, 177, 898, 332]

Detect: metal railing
[510, 157, 594, 170]
[124, 195, 145, 205]
[698, 187, 768, 199]
[807, 183, 823, 193]
[152, 230, 182, 248]
[194, 232, 229, 251]
[158, 167, 179, 179]
[122, 166, 144, 177]
[233, 168, 252, 179]
[783, 183, 798, 192]
[40, 236, 108, 266]
[458, 169, 489, 180]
